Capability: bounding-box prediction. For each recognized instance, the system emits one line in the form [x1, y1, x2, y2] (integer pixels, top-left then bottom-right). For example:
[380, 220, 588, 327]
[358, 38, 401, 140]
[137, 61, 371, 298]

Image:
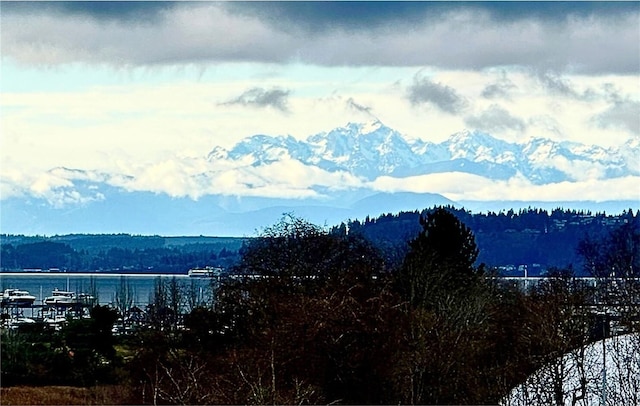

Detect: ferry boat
[188, 267, 223, 277]
[1, 289, 37, 307]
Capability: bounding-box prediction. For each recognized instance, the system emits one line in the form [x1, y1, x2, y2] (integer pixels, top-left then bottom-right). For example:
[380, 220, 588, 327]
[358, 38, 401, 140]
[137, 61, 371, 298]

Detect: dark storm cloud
[407, 78, 467, 114]
[224, 2, 436, 33]
[8, 1, 637, 28]
[223, 88, 291, 112]
[464, 105, 527, 133]
[1, 1, 174, 22]
[227, 2, 639, 33]
[3, 1, 638, 73]
[478, 2, 639, 23]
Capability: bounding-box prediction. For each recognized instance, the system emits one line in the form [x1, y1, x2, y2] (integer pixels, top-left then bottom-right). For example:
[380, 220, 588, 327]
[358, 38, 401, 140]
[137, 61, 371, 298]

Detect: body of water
[0, 273, 216, 309]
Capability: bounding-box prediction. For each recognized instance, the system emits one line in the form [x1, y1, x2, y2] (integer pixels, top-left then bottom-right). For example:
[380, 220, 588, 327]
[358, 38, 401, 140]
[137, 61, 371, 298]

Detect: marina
[0, 272, 200, 306]
[3, 272, 634, 331]
[0, 272, 217, 330]
[1, 290, 94, 330]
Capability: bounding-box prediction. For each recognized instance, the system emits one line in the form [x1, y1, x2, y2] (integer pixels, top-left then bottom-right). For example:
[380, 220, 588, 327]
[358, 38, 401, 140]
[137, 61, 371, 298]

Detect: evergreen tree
[399, 207, 481, 308]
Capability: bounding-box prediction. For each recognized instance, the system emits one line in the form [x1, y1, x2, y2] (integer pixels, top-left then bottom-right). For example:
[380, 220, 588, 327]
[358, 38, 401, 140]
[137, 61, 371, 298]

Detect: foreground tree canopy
[2, 208, 639, 405]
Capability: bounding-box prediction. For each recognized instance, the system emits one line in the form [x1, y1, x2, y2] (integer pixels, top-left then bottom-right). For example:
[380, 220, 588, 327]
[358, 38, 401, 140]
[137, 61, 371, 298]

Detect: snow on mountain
[8, 120, 636, 207]
[206, 120, 638, 185]
[217, 134, 310, 167]
[3, 120, 637, 236]
[519, 138, 628, 183]
[620, 137, 640, 174]
[442, 129, 518, 163]
[305, 121, 425, 179]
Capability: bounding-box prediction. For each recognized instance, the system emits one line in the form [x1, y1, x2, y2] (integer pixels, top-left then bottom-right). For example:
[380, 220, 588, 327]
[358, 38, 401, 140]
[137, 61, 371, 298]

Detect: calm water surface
[0, 273, 215, 307]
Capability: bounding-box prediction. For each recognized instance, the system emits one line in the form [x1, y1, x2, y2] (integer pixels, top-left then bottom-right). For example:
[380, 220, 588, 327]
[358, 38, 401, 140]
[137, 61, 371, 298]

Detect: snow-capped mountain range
[208, 120, 638, 184]
[2, 120, 638, 236]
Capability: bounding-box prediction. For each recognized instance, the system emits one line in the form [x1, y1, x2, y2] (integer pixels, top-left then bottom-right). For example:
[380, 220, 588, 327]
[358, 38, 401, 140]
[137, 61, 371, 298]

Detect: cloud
[407, 77, 467, 114]
[1, 1, 173, 23]
[6, 142, 639, 207]
[346, 97, 376, 118]
[229, 2, 640, 34]
[4, 67, 637, 177]
[591, 85, 640, 135]
[370, 173, 640, 202]
[481, 73, 517, 99]
[465, 105, 527, 134]
[104, 155, 365, 201]
[594, 99, 640, 135]
[224, 2, 439, 33]
[4, 170, 107, 208]
[535, 71, 582, 98]
[222, 87, 291, 111]
[2, 3, 638, 73]
[42, 188, 105, 209]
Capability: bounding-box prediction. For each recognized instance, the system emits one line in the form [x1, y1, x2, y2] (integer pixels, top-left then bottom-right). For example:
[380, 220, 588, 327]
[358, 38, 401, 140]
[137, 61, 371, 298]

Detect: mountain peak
[202, 121, 636, 185]
[341, 119, 386, 135]
[359, 119, 384, 134]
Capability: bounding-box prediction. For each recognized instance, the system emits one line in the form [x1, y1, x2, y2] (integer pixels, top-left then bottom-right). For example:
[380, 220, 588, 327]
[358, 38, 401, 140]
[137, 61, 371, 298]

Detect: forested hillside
[0, 234, 245, 273]
[1, 208, 637, 275]
[337, 207, 639, 275]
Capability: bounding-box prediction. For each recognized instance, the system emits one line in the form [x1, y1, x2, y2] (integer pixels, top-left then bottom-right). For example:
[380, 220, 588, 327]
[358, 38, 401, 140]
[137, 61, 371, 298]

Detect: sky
[1, 1, 639, 205]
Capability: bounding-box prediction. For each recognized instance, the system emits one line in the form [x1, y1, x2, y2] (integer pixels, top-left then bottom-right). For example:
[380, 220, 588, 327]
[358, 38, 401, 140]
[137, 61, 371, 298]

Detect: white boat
[43, 288, 95, 306]
[75, 292, 95, 304]
[8, 316, 36, 329]
[43, 288, 77, 306]
[1, 289, 37, 307]
[43, 314, 68, 330]
[188, 267, 223, 277]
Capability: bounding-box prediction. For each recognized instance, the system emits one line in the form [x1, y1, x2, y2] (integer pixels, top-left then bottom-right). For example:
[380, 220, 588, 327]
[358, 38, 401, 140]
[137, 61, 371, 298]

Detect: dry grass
[0, 385, 135, 405]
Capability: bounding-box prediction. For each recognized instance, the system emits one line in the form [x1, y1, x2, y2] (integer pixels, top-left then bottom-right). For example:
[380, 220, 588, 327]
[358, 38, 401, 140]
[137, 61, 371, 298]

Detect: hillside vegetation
[2, 209, 639, 404]
[2, 207, 633, 275]
[0, 235, 245, 273]
[340, 207, 638, 275]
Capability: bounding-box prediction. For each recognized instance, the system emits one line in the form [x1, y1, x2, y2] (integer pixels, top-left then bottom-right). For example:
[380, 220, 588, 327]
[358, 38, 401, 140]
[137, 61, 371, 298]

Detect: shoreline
[0, 272, 191, 278]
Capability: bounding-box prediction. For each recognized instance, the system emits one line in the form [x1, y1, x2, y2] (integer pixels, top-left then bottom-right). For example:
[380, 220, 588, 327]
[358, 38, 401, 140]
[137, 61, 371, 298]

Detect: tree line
[1, 208, 636, 275]
[0, 239, 241, 273]
[338, 207, 638, 273]
[1, 208, 639, 404]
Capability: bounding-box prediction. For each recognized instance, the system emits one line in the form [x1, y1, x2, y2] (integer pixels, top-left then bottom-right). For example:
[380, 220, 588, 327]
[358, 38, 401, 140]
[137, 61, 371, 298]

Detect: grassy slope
[0, 385, 134, 405]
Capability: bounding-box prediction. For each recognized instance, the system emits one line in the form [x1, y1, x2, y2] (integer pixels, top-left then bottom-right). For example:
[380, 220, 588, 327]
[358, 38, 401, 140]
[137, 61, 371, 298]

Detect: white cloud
[3, 64, 637, 172]
[370, 173, 640, 202]
[0, 170, 106, 208]
[4, 149, 638, 208]
[371, 172, 493, 196]
[103, 155, 365, 201]
[2, 7, 638, 211]
[2, 66, 638, 207]
[30, 172, 74, 196]
[546, 157, 611, 182]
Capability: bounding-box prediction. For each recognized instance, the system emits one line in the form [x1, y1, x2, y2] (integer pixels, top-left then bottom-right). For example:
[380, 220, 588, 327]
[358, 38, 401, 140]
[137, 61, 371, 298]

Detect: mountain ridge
[2, 120, 637, 236]
[208, 120, 637, 184]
